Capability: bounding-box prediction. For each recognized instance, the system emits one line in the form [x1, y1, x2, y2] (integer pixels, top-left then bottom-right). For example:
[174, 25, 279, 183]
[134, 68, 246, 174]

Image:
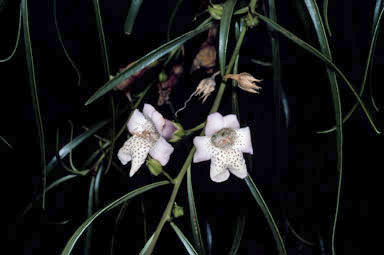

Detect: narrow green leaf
[170, 221, 198, 255]
[228, 214, 246, 255]
[231, 20, 242, 121]
[84, 174, 97, 255]
[60, 180, 170, 255]
[22, 0, 47, 209]
[219, 0, 237, 76]
[47, 119, 109, 174]
[187, 165, 206, 255]
[0, 136, 13, 149]
[167, 0, 184, 41]
[303, 2, 342, 254]
[110, 201, 130, 255]
[85, 21, 213, 106]
[244, 176, 287, 255]
[254, 11, 381, 134]
[53, 0, 81, 86]
[0, 3, 21, 63]
[139, 233, 155, 255]
[374, 0, 383, 28]
[19, 175, 78, 218]
[91, 0, 110, 78]
[317, 4, 384, 133]
[286, 220, 315, 246]
[124, 0, 143, 35]
[94, 164, 104, 207]
[322, 0, 332, 36]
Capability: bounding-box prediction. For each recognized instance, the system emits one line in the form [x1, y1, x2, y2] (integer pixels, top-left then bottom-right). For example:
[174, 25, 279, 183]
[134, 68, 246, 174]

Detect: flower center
[133, 120, 160, 143]
[211, 128, 236, 149]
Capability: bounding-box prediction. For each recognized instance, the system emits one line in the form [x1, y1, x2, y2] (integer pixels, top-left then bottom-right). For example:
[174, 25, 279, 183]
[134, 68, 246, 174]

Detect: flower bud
[167, 122, 185, 143]
[172, 203, 184, 218]
[146, 156, 163, 176]
[158, 71, 168, 83]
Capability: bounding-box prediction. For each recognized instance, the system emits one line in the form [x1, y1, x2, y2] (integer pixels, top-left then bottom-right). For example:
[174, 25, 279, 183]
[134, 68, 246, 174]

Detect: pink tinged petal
[193, 136, 213, 163]
[205, 112, 224, 136]
[233, 127, 253, 155]
[223, 114, 240, 129]
[127, 109, 147, 134]
[162, 120, 177, 140]
[143, 104, 157, 119]
[149, 137, 174, 166]
[227, 150, 248, 179]
[210, 155, 230, 182]
[151, 110, 166, 135]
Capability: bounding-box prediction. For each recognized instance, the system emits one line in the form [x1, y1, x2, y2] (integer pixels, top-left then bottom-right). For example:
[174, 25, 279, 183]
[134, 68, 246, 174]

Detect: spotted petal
[118, 136, 152, 177]
[226, 149, 248, 179]
[127, 109, 148, 134]
[233, 127, 253, 154]
[205, 112, 224, 136]
[210, 150, 230, 182]
[193, 136, 213, 163]
[149, 137, 174, 166]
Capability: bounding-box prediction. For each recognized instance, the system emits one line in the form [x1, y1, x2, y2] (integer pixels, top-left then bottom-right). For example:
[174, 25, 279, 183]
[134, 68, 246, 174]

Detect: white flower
[118, 104, 174, 177]
[193, 113, 253, 182]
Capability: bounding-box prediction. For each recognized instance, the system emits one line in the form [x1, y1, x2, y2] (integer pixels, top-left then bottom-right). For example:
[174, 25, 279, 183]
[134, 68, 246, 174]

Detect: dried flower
[157, 64, 184, 106]
[117, 104, 174, 177]
[191, 26, 218, 73]
[224, 72, 262, 94]
[193, 113, 253, 182]
[194, 71, 219, 103]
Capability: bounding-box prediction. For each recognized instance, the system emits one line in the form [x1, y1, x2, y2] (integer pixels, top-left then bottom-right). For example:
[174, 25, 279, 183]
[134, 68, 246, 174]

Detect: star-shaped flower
[118, 104, 175, 177]
[193, 113, 253, 182]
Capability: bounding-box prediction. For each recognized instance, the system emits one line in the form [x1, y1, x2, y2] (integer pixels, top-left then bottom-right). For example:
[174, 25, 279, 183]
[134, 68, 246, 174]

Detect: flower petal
[205, 112, 224, 136]
[151, 110, 166, 135]
[210, 154, 230, 182]
[127, 109, 147, 134]
[118, 136, 152, 177]
[233, 127, 253, 154]
[162, 120, 177, 140]
[193, 136, 213, 163]
[143, 104, 156, 119]
[149, 137, 174, 166]
[227, 149, 248, 179]
[223, 114, 240, 129]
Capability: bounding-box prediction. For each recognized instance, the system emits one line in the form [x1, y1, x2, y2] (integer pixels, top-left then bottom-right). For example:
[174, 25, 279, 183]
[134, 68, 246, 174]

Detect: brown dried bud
[191, 42, 217, 73]
[224, 72, 263, 94]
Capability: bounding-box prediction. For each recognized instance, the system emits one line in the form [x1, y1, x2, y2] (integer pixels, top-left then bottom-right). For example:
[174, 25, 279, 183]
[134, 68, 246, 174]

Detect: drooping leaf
[60, 181, 170, 255]
[322, 0, 332, 36]
[244, 176, 287, 255]
[124, 0, 143, 35]
[228, 214, 246, 255]
[53, 0, 81, 86]
[187, 165, 206, 255]
[303, 2, 342, 254]
[85, 21, 213, 105]
[22, 0, 47, 209]
[47, 119, 110, 174]
[0, 4, 21, 63]
[254, 11, 381, 134]
[170, 221, 198, 255]
[219, 0, 237, 76]
[286, 219, 315, 246]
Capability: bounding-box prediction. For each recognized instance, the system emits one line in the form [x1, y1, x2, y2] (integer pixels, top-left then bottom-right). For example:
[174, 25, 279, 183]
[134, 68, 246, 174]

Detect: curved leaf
[244, 176, 287, 255]
[60, 180, 170, 255]
[322, 0, 332, 36]
[0, 4, 21, 63]
[22, 0, 47, 209]
[374, 0, 383, 28]
[286, 219, 315, 246]
[85, 21, 213, 105]
[254, 11, 381, 134]
[124, 0, 143, 35]
[110, 201, 130, 255]
[53, 0, 81, 86]
[47, 119, 109, 174]
[139, 233, 155, 255]
[187, 165, 206, 255]
[228, 214, 246, 255]
[219, 0, 237, 76]
[170, 221, 198, 255]
[84, 174, 97, 255]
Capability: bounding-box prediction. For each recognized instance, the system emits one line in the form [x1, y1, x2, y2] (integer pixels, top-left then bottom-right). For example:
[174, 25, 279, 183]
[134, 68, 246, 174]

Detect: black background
[1, 0, 382, 254]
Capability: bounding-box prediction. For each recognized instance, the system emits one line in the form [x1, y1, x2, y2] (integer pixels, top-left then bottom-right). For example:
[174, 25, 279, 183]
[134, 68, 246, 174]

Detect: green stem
[184, 122, 206, 136]
[161, 171, 174, 183]
[145, 20, 248, 255]
[225, 23, 247, 77]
